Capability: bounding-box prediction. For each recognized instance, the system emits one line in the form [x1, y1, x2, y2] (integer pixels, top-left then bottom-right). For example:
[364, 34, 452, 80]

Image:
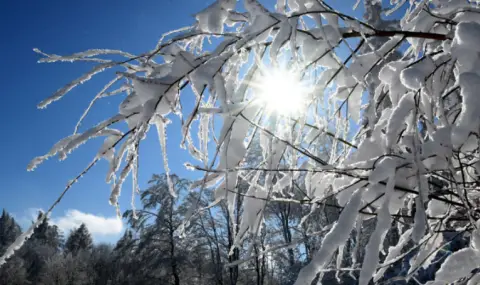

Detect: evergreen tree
[89, 244, 115, 285]
[0, 209, 22, 254]
[0, 209, 28, 285]
[124, 174, 190, 285]
[39, 252, 93, 285]
[65, 223, 93, 255]
[30, 212, 64, 250]
[22, 212, 64, 282]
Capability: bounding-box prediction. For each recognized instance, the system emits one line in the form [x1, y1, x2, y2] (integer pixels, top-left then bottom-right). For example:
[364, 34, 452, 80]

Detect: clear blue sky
[0, 0, 365, 242]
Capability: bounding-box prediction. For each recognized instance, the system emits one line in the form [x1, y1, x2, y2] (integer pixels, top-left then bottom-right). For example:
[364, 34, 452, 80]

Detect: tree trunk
[226, 211, 238, 285]
[168, 198, 180, 285]
[208, 208, 224, 285]
[260, 239, 266, 285]
[254, 244, 261, 285]
[280, 204, 295, 266]
[225, 195, 242, 285]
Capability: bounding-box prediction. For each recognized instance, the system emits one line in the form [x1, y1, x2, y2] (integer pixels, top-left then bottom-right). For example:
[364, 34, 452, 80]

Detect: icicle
[154, 116, 176, 197]
[270, 18, 292, 63]
[107, 138, 130, 183]
[276, 0, 286, 13]
[109, 153, 134, 206]
[335, 243, 345, 282]
[131, 156, 139, 220]
[198, 112, 210, 165]
[115, 203, 122, 219]
[351, 215, 363, 267]
[305, 170, 312, 197]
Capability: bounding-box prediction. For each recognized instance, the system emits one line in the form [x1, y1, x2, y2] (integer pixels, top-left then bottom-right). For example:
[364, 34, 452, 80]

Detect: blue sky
[0, 0, 368, 243]
[0, 0, 214, 242]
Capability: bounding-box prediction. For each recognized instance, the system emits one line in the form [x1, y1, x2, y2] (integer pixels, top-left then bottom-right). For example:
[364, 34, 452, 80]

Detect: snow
[385, 92, 414, 148]
[231, 172, 267, 250]
[27, 134, 80, 171]
[400, 67, 426, 90]
[0, 213, 46, 266]
[468, 274, 480, 285]
[434, 248, 480, 283]
[38, 63, 114, 109]
[374, 228, 413, 282]
[426, 199, 448, 218]
[34, 47, 135, 63]
[455, 21, 480, 49]
[270, 17, 292, 62]
[98, 133, 122, 159]
[106, 138, 129, 183]
[154, 117, 176, 198]
[195, 0, 236, 33]
[454, 12, 480, 25]
[411, 196, 427, 243]
[451, 73, 480, 148]
[349, 36, 403, 83]
[349, 85, 363, 123]
[379, 61, 410, 105]
[109, 149, 134, 207]
[369, 157, 397, 184]
[359, 173, 395, 285]
[401, 8, 437, 56]
[473, 227, 480, 252]
[294, 189, 363, 285]
[409, 232, 444, 276]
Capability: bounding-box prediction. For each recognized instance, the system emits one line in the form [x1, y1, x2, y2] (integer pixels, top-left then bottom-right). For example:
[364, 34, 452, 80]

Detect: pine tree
[39, 252, 93, 285]
[0, 209, 22, 254]
[30, 212, 64, 250]
[0, 209, 28, 285]
[23, 211, 64, 282]
[89, 244, 115, 285]
[65, 223, 93, 255]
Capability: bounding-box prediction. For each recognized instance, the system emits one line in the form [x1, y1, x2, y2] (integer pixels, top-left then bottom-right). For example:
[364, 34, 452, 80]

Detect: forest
[0, 173, 469, 285]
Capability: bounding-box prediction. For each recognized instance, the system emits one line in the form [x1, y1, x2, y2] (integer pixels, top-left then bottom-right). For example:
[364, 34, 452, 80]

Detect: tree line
[2, 173, 470, 285]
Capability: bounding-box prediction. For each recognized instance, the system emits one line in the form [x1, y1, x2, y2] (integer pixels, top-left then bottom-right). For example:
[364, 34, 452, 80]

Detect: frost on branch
[0, 212, 46, 266]
[5, 0, 480, 283]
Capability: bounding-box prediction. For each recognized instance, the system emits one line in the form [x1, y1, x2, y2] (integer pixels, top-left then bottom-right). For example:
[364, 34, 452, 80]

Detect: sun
[255, 68, 309, 116]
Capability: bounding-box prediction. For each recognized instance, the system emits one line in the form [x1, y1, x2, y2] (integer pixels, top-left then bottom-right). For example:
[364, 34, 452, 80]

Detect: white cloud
[14, 207, 44, 229]
[15, 208, 123, 243]
[51, 209, 123, 239]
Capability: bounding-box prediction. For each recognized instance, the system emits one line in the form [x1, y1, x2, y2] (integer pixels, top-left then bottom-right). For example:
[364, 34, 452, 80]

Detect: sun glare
[255, 69, 308, 116]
